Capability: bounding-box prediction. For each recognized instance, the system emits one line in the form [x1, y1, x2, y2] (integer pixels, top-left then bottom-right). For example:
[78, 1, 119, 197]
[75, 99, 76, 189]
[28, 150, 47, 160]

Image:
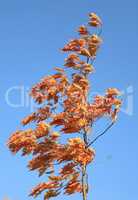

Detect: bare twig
[87, 122, 114, 148]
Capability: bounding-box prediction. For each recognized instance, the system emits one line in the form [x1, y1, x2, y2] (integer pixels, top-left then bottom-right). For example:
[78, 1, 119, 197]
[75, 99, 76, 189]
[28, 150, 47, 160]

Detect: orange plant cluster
[7, 13, 121, 200]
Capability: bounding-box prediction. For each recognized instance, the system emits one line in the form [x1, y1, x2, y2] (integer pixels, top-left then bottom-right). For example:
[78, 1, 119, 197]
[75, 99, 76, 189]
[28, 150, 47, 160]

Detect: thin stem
[81, 127, 89, 200]
[87, 122, 114, 148]
[83, 131, 88, 146]
[82, 165, 87, 200]
[81, 55, 91, 200]
[87, 57, 90, 63]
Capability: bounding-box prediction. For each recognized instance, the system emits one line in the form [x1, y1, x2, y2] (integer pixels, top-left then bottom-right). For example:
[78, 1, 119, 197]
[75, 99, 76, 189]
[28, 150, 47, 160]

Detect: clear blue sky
[0, 0, 137, 200]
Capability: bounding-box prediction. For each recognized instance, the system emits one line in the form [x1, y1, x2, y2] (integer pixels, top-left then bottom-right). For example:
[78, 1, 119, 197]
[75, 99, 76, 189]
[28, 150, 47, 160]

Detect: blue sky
[0, 0, 137, 200]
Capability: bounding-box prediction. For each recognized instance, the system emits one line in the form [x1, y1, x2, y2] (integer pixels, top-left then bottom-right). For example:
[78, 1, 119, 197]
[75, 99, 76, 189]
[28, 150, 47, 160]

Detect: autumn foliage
[7, 13, 122, 200]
